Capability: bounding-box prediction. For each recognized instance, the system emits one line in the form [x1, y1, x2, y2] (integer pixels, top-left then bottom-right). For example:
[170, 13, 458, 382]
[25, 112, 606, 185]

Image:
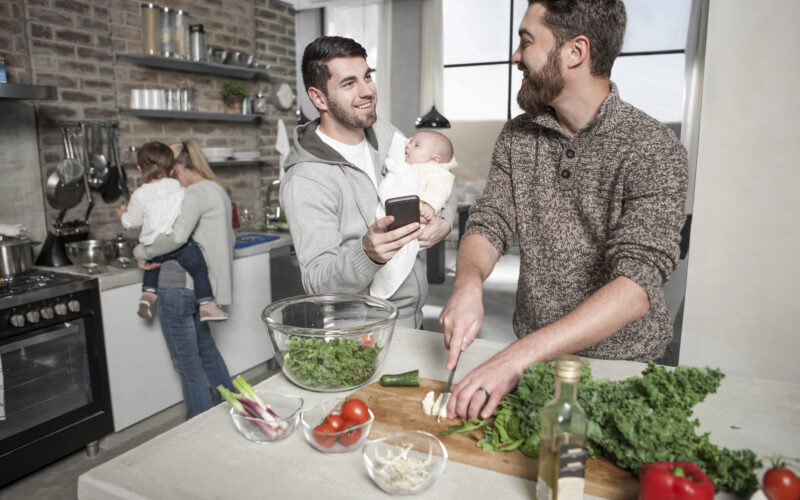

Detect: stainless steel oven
[0, 270, 112, 487]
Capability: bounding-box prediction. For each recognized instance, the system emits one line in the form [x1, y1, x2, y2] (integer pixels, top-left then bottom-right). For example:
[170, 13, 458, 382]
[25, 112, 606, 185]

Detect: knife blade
[437, 352, 460, 422]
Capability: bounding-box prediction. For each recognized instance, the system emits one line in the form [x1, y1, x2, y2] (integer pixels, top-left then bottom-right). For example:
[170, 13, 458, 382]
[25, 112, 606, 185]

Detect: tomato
[764, 465, 800, 500]
[312, 423, 336, 447]
[323, 413, 346, 431]
[360, 334, 375, 347]
[337, 424, 362, 446]
[341, 398, 370, 425]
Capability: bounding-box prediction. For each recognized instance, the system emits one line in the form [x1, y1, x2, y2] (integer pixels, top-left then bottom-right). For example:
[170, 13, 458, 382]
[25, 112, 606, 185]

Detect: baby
[403, 130, 457, 223]
[115, 142, 228, 322]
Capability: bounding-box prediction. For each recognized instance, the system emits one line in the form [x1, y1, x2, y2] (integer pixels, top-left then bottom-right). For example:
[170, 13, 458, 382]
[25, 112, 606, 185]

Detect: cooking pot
[0, 236, 38, 277]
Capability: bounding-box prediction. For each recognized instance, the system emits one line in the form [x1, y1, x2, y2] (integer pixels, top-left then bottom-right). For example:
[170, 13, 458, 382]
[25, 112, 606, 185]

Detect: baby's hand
[420, 203, 435, 223]
[115, 204, 127, 219]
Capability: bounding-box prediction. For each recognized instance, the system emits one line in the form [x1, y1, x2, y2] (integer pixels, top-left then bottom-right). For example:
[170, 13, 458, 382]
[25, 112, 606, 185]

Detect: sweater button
[566, 148, 575, 158]
[561, 169, 571, 179]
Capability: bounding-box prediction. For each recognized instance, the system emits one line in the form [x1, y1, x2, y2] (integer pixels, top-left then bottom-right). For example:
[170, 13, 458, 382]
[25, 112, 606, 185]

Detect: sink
[234, 233, 279, 249]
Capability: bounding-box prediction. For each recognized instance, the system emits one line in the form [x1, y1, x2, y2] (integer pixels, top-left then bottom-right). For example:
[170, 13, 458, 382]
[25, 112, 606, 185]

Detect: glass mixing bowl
[262, 294, 397, 392]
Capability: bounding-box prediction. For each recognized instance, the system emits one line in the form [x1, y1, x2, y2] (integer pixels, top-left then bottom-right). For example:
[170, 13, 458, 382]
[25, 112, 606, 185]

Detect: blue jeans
[143, 240, 214, 304]
[157, 287, 234, 419]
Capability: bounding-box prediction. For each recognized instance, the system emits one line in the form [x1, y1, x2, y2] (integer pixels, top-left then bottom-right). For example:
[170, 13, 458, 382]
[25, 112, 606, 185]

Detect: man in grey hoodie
[280, 36, 456, 328]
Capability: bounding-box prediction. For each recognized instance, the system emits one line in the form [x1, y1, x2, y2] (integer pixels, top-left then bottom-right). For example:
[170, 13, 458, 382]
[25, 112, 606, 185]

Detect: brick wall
[1, 0, 297, 239]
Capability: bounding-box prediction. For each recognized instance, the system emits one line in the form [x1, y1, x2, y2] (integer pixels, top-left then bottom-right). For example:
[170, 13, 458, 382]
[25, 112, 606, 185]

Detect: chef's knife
[437, 352, 460, 422]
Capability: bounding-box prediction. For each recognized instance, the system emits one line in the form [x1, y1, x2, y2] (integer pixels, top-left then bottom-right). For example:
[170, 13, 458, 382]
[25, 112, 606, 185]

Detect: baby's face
[405, 132, 439, 164]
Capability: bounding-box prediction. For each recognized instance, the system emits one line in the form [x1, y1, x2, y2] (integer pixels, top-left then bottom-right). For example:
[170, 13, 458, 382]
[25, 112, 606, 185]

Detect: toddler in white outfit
[116, 142, 228, 322]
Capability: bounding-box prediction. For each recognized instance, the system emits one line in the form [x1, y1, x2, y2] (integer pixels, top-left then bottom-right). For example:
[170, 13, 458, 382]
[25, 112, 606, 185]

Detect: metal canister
[189, 24, 207, 62]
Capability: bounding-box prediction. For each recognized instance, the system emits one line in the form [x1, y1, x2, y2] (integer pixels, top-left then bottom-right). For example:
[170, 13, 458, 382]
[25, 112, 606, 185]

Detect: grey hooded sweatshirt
[280, 118, 456, 328]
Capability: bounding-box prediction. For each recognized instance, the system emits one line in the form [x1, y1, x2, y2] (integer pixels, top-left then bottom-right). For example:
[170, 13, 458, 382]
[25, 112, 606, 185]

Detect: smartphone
[385, 195, 420, 231]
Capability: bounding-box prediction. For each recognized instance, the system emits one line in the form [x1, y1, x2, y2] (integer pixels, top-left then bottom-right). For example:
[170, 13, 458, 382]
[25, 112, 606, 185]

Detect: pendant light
[415, 104, 450, 128]
[415, 0, 450, 129]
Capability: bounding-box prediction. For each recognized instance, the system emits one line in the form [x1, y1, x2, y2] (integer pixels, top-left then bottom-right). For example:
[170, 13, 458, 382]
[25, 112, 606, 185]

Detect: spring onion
[218, 380, 287, 438]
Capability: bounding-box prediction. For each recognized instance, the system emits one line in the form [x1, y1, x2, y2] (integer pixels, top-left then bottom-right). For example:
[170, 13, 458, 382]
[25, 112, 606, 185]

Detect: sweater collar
[529, 81, 625, 138]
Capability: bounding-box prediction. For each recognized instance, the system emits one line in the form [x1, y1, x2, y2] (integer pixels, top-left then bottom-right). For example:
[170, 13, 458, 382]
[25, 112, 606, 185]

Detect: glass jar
[159, 6, 176, 57]
[141, 3, 161, 55]
[253, 91, 267, 114]
[174, 10, 190, 59]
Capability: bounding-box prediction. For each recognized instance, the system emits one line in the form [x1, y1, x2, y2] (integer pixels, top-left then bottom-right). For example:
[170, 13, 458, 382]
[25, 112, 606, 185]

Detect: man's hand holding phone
[362, 195, 422, 263]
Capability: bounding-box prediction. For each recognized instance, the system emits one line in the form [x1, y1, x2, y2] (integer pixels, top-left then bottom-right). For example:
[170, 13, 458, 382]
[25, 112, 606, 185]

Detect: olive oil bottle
[536, 355, 587, 500]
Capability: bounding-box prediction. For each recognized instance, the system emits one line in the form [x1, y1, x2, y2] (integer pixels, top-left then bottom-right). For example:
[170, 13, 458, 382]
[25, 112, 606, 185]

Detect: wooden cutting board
[352, 377, 638, 500]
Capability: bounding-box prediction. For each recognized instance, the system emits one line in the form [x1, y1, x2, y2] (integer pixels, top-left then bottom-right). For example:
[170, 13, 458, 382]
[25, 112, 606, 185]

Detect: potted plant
[220, 81, 248, 114]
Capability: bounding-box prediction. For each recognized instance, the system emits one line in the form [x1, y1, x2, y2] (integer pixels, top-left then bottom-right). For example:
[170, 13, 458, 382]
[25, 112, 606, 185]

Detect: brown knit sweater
[464, 83, 688, 361]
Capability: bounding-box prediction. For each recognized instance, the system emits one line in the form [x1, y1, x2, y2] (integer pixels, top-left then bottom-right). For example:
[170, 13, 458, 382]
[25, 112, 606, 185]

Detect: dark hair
[137, 142, 174, 182]
[530, 0, 626, 77]
[301, 36, 368, 96]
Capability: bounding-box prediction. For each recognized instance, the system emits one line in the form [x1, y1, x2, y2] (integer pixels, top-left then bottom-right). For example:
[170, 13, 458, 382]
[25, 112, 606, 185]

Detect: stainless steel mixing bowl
[65, 239, 117, 267]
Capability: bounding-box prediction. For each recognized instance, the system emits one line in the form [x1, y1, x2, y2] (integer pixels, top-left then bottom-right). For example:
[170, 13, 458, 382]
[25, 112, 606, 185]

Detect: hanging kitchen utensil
[56, 125, 84, 188]
[101, 122, 123, 203]
[87, 122, 109, 190]
[111, 124, 129, 200]
[45, 168, 84, 213]
[80, 122, 95, 222]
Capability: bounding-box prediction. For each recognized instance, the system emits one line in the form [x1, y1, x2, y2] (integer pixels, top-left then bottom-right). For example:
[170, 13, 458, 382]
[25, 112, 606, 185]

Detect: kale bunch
[282, 336, 381, 389]
[442, 361, 760, 497]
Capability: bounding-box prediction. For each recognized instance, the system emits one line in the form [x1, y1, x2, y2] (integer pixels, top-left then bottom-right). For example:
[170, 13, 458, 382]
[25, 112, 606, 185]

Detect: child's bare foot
[138, 291, 157, 320]
[199, 302, 229, 322]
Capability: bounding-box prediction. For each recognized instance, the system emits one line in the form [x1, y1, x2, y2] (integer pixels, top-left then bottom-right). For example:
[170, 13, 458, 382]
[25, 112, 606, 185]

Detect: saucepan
[0, 236, 39, 277]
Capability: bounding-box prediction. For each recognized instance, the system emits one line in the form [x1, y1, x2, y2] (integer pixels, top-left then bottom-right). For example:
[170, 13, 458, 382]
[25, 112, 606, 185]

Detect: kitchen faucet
[265, 178, 281, 223]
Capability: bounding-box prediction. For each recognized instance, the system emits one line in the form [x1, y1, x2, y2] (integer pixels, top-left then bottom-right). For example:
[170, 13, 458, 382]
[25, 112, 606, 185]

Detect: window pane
[325, 4, 380, 69]
[443, 0, 511, 65]
[444, 65, 509, 121]
[511, 0, 528, 57]
[622, 0, 692, 52]
[509, 64, 524, 118]
[611, 54, 685, 123]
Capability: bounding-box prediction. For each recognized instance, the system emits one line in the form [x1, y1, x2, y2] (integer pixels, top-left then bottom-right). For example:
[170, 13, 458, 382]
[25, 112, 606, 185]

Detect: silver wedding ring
[477, 387, 490, 398]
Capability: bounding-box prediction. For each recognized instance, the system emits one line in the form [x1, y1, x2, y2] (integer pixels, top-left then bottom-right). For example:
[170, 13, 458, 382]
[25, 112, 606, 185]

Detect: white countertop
[53, 232, 292, 292]
[77, 328, 800, 500]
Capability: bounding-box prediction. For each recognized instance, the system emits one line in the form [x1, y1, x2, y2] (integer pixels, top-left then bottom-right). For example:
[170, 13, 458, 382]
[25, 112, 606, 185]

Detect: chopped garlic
[422, 391, 435, 415]
[437, 393, 450, 419]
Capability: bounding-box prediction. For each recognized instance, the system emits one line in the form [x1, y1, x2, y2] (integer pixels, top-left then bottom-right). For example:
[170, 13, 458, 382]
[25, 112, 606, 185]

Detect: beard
[516, 46, 565, 116]
[326, 96, 378, 130]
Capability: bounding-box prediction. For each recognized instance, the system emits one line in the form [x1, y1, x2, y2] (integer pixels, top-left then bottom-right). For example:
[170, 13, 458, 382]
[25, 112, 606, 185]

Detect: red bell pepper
[638, 461, 715, 500]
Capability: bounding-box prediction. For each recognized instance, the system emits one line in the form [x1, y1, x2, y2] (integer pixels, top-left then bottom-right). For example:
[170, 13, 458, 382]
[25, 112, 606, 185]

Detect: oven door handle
[0, 322, 81, 354]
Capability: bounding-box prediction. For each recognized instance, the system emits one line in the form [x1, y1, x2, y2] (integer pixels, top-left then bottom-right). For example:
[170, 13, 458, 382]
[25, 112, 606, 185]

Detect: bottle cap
[554, 354, 581, 382]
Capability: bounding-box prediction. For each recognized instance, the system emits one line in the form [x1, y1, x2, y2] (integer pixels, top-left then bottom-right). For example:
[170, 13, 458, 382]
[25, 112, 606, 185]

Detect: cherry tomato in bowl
[342, 398, 370, 425]
[301, 398, 374, 454]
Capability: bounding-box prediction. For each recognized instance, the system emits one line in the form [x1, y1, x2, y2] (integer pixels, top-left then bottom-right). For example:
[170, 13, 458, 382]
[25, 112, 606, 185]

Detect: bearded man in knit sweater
[441, 0, 688, 421]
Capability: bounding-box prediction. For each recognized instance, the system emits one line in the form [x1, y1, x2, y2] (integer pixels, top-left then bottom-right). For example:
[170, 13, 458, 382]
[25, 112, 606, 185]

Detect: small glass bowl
[228, 390, 303, 444]
[300, 398, 374, 454]
[362, 431, 448, 495]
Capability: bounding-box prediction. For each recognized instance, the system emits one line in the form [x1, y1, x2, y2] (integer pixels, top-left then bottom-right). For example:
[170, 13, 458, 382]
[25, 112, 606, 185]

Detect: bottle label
[556, 444, 585, 499]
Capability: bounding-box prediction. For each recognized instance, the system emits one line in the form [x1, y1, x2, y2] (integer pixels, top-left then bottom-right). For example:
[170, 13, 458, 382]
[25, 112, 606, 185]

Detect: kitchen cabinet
[99, 250, 274, 431]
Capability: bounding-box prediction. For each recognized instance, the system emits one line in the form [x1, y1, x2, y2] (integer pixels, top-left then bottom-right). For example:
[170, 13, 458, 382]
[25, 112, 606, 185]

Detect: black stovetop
[0, 270, 92, 303]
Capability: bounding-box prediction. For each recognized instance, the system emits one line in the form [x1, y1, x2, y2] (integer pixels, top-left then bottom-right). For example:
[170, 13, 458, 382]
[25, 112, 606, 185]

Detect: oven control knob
[25, 310, 41, 324]
[67, 299, 81, 313]
[54, 303, 68, 316]
[9, 313, 25, 328]
[40, 306, 54, 320]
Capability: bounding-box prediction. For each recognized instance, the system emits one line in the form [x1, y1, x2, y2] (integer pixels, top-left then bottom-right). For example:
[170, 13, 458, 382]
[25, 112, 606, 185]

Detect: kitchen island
[77, 327, 800, 499]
